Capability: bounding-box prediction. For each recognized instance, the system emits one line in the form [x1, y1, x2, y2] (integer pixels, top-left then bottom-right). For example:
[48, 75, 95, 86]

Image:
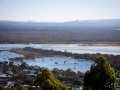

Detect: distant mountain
[0, 19, 120, 27]
[64, 19, 120, 24]
[65, 19, 120, 23]
[0, 20, 12, 22]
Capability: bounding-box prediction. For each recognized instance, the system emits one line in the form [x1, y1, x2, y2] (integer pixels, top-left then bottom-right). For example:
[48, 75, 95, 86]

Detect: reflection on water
[0, 51, 93, 72]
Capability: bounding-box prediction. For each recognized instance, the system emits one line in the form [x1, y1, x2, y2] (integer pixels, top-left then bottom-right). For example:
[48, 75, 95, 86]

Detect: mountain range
[0, 19, 120, 27]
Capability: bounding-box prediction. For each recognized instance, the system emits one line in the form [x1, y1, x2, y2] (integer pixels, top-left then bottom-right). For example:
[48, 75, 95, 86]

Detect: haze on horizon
[0, 0, 120, 22]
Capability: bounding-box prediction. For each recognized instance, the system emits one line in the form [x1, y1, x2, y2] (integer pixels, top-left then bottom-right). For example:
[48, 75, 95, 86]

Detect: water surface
[0, 44, 119, 72]
[0, 51, 93, 72]
[0, 44, 120, 55]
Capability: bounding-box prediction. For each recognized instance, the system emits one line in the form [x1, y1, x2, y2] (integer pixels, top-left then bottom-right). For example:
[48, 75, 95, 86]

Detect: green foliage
[11, 87, 18, 90]
[0, 80, 7, 85]
[83, 56, 116, 90]
[21, 87, 28, 90]
[34, 68, 67, 90]
[0, 85, 5, 90]
[24, 77, 34, 85]
[9, 61, 14, 67]
[5, 87, 11, 90]
[20, 62, 28, 67]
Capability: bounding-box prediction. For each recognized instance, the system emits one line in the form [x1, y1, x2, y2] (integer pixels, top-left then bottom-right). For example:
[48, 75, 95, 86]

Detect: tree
[3, 61, 8, 66]
[83, 56, 116, 90]
[20, 62, 28, 67]
[5, 87, 11, 90]
[34, 68, 67, 90]
[21, 87, 28, 90]
[11, 87, 17, 90]
[0, 62, 3, 70]
[0, 86, 5, 90]
[9, 61, 14, 67]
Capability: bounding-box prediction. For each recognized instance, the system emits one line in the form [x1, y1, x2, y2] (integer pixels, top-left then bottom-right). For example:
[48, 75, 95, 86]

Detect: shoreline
[39, 44, 120, 48]
[0, 44, 120, 49]
[0, 44, 3, 46]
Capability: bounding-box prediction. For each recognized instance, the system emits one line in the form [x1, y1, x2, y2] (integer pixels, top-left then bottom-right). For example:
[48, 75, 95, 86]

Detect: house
[6, 71, 13, 75]
[23, 69, 30, 72]
[29, 70, 36, 77]
[7, 81, 15, 87]
[0, 74, 11, 79]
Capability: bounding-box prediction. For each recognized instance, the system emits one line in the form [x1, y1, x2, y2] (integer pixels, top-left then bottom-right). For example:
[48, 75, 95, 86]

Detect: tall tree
[21, 87, 28, 90]
[34, 68, 67, 90]
[83, 56, 116, 90]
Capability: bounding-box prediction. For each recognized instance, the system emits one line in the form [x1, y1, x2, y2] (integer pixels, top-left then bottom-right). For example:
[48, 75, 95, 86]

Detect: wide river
[0, 44, 120, 72]
[0, 44, 120, 55]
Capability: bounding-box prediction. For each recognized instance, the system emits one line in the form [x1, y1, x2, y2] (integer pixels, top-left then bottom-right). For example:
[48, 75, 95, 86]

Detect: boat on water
[55, 62, 58, 64]
[74, 62, 78, 64]
[73, 66, 76, 69]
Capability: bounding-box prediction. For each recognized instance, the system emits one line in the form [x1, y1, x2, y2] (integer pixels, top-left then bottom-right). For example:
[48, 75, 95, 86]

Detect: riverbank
[1, 43, 120, 46]
[9, 47, 64, 60]
[39, 44, 120, 48]
[0, 43, 119, 55]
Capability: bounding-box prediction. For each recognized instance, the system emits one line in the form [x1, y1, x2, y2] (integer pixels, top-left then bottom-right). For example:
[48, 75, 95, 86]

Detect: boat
[55, 62, 58, 64]
[73, 66, 76, 69]
[74, 60, 78, 64]
[50, 59, 53, 61]
[74, 62, 78, 64]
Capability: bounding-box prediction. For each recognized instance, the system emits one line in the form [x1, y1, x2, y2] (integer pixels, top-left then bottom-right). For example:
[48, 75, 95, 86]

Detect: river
[0, 44, 120, 55]
[0, 44, 120, 72]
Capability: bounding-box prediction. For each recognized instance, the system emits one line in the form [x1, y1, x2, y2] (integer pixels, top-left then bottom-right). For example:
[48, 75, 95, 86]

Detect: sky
[0, 0, 120, 22]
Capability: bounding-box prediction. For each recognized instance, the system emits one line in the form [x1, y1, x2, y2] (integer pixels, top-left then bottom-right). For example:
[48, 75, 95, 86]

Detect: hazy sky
[0, 0, 120, 22]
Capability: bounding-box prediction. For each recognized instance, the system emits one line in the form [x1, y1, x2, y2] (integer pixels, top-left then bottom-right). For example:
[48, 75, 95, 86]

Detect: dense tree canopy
[34, 68, 67, 90]
[83, 56, 116, 90]
[0, 21, 120, 44]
